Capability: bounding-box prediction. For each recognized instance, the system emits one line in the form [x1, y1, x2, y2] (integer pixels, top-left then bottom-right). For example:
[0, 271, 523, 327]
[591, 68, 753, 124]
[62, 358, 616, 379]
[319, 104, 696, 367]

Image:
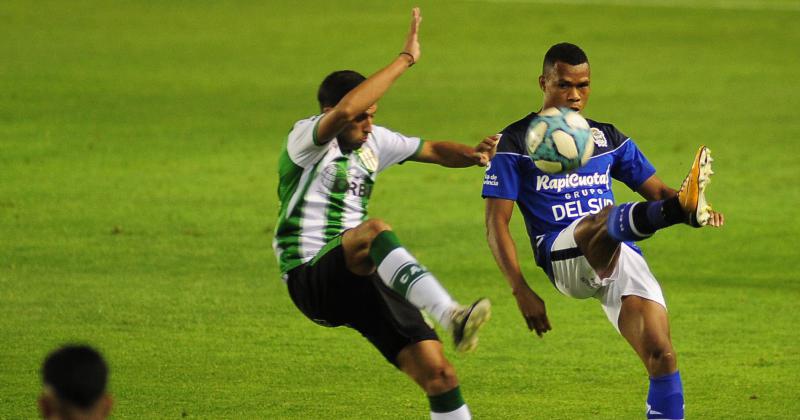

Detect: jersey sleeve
[371, 125, 423, 172]
[481, 129, 526, 201]
[286, 114, 329, 168]
[610, 136, 657, 191]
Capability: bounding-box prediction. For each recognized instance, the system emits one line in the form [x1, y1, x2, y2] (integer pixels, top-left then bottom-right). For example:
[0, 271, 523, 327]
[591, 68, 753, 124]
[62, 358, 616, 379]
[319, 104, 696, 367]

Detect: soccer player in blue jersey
[483, 43, 724, 420]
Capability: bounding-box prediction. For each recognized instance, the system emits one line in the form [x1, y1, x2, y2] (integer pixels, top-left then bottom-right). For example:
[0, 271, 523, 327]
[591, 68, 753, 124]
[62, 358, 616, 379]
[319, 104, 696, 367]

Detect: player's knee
[360, 218, 392, 239]
[584, 207, 610, 228]
[645, 344, 678, 372]
[575, 209, 609, 246]
[419, 360, 458, 395]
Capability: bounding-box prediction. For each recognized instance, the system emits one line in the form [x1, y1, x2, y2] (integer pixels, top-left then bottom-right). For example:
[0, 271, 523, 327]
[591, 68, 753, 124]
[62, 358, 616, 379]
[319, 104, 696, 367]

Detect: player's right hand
[474, 134, 500, 166]
[707, 209, 724, 227]
[512, 284, 552, 337]
[402, 7, 422, 64]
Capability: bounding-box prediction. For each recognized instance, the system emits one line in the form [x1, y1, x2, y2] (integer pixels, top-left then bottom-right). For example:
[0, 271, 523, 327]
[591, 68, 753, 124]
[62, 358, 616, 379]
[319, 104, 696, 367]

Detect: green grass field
[2, 0, 799, 418]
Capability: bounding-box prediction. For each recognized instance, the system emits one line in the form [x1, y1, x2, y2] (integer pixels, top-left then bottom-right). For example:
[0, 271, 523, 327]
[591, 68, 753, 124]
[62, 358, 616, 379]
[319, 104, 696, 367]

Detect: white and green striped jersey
[273, 114, 423, 276]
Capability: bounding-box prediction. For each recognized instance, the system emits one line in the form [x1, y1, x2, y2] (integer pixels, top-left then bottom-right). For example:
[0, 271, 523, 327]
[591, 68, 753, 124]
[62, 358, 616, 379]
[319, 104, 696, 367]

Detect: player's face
[338, 104, 377, 151]
[539, 61, 591, 113]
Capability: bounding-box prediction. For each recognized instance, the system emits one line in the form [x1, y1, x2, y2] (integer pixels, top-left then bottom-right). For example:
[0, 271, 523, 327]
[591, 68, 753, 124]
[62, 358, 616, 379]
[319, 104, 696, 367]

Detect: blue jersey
[482, 112, 656, 268]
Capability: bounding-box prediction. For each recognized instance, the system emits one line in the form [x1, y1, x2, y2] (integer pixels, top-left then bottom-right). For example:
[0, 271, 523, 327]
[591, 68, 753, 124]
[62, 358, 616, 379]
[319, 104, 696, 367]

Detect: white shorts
[549, 217, 666, 333]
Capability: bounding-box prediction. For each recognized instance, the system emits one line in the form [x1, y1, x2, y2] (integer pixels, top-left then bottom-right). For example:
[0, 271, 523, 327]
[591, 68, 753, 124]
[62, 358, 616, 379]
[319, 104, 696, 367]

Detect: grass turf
[1, 0, 799, 418]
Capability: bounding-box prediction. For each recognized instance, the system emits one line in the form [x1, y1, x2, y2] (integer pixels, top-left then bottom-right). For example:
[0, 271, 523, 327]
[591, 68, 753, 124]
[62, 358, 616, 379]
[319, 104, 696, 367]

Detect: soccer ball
[526, 107, 594, 174]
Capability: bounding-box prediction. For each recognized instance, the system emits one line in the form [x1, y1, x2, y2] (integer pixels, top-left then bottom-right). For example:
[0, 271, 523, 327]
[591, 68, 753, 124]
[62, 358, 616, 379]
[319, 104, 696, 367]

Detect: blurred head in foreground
[39, 345, 112, 420]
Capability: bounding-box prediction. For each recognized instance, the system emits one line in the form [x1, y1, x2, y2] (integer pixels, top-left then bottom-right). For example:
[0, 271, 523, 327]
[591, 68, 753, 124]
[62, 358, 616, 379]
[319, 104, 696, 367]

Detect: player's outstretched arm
[410, 135, 499, 168]
[315, 8, 422, 145]
[485, 198, 552, 337]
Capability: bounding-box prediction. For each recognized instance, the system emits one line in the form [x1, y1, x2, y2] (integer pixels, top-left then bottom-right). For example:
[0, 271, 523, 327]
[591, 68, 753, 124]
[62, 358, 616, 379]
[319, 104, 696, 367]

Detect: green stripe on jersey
[275, 157, 323, 273]
[311, 114, 324, 145]
[276, 149, 303, 221]
[360, 176, 374, 221]
[322, 157, 349, 242]
[401, 138, 425, 163]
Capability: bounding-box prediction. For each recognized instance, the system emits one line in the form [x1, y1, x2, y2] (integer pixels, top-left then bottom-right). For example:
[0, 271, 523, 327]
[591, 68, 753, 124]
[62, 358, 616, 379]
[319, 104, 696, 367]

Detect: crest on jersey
[356, 146, 379, 173]
[590, 128, 608, 148]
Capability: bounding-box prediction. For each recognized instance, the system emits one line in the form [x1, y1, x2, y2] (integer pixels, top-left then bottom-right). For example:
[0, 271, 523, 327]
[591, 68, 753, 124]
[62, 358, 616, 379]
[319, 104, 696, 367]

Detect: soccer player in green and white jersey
[273, 8, 493, 419]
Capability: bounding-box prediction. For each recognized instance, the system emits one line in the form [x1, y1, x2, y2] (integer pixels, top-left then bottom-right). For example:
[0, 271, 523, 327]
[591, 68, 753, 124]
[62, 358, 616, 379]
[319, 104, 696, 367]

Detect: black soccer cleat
[450, 298, 491, 353]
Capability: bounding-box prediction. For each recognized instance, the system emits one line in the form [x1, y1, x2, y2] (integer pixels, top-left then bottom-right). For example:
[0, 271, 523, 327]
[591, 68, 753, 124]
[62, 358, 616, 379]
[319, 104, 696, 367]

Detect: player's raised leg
[397, 340, 471, 419]
[605, 145, 716, 243]
[342, 219, 491, 352]
[575, 145, 718, 275]
[618, 296, 683, 420]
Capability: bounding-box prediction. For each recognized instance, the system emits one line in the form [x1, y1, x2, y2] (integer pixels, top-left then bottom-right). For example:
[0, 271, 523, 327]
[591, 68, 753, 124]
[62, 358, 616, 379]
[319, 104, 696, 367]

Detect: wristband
[399, 52, 415, 67]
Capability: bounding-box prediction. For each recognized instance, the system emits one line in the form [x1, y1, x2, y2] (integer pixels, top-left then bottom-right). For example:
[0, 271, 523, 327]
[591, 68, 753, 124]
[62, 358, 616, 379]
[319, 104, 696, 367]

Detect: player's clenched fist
[473, 134, 500, 167]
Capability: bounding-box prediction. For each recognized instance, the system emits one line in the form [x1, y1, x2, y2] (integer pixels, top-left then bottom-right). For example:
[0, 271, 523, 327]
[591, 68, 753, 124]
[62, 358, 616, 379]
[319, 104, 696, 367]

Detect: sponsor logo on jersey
[552, 197, 614, 221]
[535, 168, 610, 193]
[591, 128, 608, 148]
[483, 173, 499, 187]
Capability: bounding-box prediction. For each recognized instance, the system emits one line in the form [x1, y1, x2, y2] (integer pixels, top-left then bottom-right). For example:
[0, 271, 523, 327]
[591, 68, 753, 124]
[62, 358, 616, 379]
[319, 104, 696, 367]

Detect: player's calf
[399, 349, 459, 395]
[397, 341, 472, 419]
[369, 230, 490, 352]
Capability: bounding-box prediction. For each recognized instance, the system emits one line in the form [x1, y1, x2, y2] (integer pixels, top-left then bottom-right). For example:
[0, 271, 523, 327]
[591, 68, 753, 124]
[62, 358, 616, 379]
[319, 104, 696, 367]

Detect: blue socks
[607, 198, 683, 242]
[647, 371, 684, 419]
[607, 203, 650, 242]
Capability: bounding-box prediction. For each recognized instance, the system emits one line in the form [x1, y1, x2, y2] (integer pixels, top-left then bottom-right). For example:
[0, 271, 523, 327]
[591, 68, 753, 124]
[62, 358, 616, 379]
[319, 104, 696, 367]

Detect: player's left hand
[473, 134, 500, 166]
[707, 209, 724, 227]
[401, 8, 422, 64]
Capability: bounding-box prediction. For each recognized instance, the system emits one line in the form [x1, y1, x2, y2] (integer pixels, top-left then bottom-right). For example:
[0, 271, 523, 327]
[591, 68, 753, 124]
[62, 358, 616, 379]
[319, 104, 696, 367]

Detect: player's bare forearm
[412, 141, 477, 168]
[411, 135, 498, 167]
[317, 55, 413, 144]
[637, 175, 677, 201]
[486, 198, 552, 336]
[485, 199, 528, 292]
[315, 8, 422, 144]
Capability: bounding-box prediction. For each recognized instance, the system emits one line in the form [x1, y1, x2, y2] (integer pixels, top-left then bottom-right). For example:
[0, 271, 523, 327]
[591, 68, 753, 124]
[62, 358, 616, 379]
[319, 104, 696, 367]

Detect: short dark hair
[543, 43, 589, 74]
[317, 70, 366, 110]
[42, 345, 108, 409]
